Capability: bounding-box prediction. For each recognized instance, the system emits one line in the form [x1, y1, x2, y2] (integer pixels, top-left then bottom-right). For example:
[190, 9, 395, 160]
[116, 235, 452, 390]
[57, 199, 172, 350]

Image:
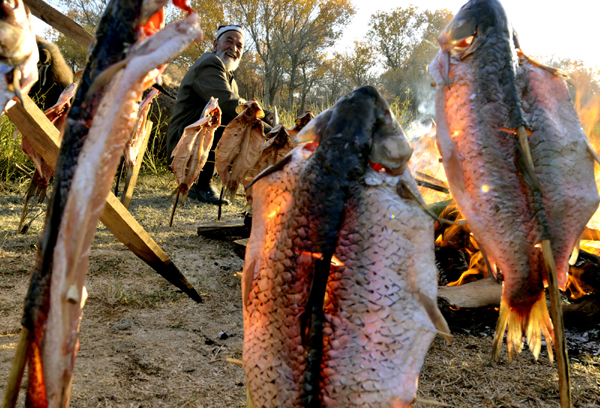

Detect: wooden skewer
[225, 358, 243, 366]
[2, 328, 29, 408]
[517, 126, 572, 408]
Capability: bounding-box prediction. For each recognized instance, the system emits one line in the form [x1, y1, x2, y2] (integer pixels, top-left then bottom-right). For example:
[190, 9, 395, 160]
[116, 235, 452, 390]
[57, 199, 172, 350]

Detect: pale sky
[338, 0, 600, 69]
[30, 0, 599, 69]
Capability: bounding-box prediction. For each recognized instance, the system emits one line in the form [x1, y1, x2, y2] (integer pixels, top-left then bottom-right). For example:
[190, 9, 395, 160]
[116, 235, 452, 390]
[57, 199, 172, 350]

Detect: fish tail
[492, 295, 553, 362]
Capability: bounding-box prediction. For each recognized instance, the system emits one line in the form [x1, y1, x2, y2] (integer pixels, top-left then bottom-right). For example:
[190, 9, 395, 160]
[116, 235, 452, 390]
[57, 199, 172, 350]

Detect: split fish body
[243, 143, 317, 408]
[19, 0, 202, 405]
[0, 0, 38, 110]
[430, 0, 599, 360]
[321, 166, 439, 408]
[125, 86, 160, 168]
[243, 86, 440, 407]
[171, 96, 221, 195]
[519, 57, 599, 290]
[215, 98, 265, 200]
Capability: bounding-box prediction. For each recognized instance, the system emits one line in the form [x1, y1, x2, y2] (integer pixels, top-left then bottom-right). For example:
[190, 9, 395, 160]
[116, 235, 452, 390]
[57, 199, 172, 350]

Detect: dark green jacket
[166, 52, 244, 162]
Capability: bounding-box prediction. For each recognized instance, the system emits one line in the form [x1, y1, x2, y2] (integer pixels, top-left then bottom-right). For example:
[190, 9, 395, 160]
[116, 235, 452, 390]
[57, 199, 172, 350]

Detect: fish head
[138, 0, 167, 37]
[236, 98, 265, 119]
[437, 0, 511, 87]
[266, 124, 291, 147]
[369, 93, 413, 175]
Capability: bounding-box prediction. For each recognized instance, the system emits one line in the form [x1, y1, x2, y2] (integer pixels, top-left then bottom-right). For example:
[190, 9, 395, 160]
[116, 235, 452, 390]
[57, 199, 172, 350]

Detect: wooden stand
[24, 0, 94, 48]
[6, 95, 201, 303]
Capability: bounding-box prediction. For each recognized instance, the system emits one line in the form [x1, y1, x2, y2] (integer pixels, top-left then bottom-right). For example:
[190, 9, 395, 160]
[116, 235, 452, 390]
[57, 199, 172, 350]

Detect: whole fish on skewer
[429, 0, 599, 361]
[4, 0, 203, 406]
[243, 86, 449, 407]
[169, 96, 221, 226]
[215, 98, 265, 201]
[0, 0, 38, 110]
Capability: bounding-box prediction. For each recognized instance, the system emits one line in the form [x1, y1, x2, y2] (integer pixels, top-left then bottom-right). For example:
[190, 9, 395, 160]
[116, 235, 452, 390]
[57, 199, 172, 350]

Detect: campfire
[407, 85, 600, 327]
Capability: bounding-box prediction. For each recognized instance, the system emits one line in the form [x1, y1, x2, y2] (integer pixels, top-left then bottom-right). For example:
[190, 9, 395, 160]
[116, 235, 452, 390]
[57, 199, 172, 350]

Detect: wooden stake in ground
[517, 125, 571, 408]
[6, 95, 201, 302]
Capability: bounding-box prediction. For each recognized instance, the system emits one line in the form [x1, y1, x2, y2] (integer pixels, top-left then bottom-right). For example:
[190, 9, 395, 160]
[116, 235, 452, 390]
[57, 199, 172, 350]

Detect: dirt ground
[1, 174, 599, 408]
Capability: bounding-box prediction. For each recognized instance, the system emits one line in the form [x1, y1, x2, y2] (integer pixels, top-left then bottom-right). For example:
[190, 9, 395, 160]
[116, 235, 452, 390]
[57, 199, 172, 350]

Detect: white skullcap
[216, 25, 244, 40]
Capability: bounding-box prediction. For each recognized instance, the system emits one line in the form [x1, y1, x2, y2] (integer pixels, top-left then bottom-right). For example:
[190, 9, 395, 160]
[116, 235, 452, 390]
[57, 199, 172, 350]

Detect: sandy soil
[1, 174, 599, 407]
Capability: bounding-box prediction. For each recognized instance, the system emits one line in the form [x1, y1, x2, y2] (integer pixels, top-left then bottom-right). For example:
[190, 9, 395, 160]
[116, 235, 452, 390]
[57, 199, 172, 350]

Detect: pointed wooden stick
[169, 189, 180, 228]
[517, 126, 571, 408]
[2, 328, 29, 408]
[217, 187, 224, 221]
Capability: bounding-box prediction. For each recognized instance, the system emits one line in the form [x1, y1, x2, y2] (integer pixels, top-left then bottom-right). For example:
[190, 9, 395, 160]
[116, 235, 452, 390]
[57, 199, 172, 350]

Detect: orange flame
[564, 269, 595, 300]
[295, 251, 345, 266]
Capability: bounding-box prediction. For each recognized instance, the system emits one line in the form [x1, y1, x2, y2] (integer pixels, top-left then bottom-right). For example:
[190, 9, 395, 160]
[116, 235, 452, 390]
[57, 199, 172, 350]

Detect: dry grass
[0, 173, 599, 407]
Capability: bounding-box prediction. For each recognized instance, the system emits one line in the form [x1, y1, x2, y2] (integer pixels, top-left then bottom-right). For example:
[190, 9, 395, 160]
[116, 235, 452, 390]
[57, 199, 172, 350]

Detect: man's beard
[216, 50, 240, 72]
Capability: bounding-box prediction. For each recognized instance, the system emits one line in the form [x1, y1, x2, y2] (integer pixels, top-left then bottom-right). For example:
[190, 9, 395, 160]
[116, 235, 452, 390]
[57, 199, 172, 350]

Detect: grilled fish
[170, 96, 221, 225]
[429, 0, 599, 361]
[124, 86, 160, 168]
[15, 1, 202, 406]
[243, 86, 447, 407]
[215, 98, 265, 200]
[0, 0, 38, 110]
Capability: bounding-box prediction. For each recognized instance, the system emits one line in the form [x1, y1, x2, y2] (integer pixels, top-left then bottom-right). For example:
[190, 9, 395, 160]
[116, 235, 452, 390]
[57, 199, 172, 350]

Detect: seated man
[166, 25, 270, 205]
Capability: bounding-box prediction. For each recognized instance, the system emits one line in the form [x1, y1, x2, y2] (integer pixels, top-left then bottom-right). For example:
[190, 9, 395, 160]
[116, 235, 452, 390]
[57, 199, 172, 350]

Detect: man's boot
[187, 162, 230, 205]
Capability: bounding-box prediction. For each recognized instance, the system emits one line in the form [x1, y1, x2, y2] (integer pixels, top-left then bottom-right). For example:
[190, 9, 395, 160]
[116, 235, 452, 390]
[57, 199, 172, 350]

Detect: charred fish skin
[243, 143, 316, 408]
[22, 2, 147, 402]
[243, 86, 416, 408]
[518, 58, 600, 290]
[321, 167, 438, 408]
[430, 0, 552, 361]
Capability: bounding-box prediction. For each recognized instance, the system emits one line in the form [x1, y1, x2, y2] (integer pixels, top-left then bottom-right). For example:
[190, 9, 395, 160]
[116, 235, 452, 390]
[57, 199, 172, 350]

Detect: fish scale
[243, 144, 315, 408]
[322, 168, 438, 408]
[244, 86, 446, 407]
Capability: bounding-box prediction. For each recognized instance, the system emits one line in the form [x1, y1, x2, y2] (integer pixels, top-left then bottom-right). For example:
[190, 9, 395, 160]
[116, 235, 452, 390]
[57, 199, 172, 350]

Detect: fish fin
[242, 259, 256, 311]
[245, 152, 293, 190]
[492, 295, 554, 362]
[246, 387, 255, 408]
[418, 290, 452, 344]
[569, 235, 581, 266]
[517, 49, 569, 79]
[584, 137, 600, 165]
[436, 129, 466, 197]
